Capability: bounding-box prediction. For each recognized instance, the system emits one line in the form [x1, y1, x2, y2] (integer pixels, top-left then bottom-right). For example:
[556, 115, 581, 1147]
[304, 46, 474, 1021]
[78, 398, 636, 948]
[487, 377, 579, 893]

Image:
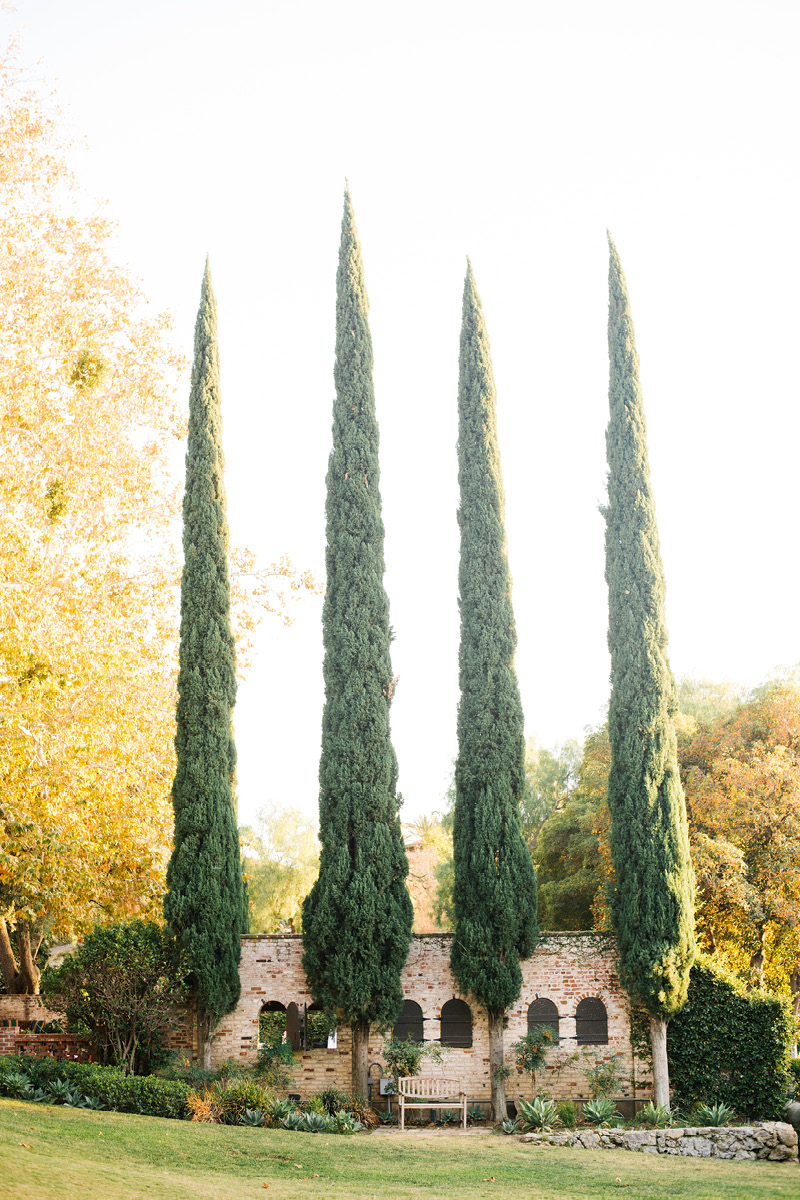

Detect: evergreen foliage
[301, 191, 412, 1035]
[164, 261, 243, 1035]
[451, 263, 539, 1014]
[604, 237, 695, 1017]
[667, 955, 793, 1119]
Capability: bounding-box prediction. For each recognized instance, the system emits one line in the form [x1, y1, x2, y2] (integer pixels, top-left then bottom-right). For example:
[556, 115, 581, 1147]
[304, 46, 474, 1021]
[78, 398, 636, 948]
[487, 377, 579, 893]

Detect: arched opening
[393, 999, 424, 1043]
[575, 997, 608, 1045]
[307, 1003, 331, 1049]
[441, 998, 472, 1048]
[258, 1000, 286, 1047]
[527, 997, 559, 1041]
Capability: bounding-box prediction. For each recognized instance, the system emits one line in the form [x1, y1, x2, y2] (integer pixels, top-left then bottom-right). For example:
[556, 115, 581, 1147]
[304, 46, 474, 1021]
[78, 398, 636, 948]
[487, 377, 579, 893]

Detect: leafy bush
[255, 1040, 295, 1090]
[637, 1101, 672, 1128]
[582, 1097, 620, 1126]
[0, 1057, 190, 1118]
[319, 1087, 349, 1115]
[668, 954, 793, 1119]
[382, 1034, 442, 1079]
[510, 1027, 556, 1097]
[40, 921, 187, 1075]
[694, 1101, 736, 1126]
[206, 1077, 275, 1125]
[556, 1100, 577, 1128]
[517, 1096, 558, 1131]
[579, 1051, 628, 1099]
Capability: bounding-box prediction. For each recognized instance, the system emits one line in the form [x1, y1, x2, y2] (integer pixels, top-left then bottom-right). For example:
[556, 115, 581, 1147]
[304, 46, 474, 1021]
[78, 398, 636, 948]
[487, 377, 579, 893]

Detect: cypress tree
[451, 263, 539, 1121]
[301, 191, 413, 1096]
[605, 236, 696, 1107]
[164, 261, 243, 1068]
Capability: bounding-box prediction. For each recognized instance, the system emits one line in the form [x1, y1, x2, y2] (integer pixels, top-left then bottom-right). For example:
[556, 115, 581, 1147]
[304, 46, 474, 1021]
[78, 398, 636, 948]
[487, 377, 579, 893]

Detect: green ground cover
[0, 1098, 795, 1200]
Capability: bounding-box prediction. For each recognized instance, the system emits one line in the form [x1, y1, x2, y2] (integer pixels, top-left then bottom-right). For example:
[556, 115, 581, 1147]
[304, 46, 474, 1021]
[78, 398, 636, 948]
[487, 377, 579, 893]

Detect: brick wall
[0, 995, 64, 1055]
[212, 932, 653, 1103]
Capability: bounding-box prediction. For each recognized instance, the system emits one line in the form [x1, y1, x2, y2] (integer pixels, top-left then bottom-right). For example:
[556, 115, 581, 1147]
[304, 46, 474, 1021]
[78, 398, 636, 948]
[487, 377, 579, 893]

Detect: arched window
[307, 1004, 329, 1049]
[528, 997, 559, 1041]
[441, 999, 472, 1048]
[393, 1000, 424, 1043]
[258, 1001, 286, 1047]
[575, 997, 608, 1045]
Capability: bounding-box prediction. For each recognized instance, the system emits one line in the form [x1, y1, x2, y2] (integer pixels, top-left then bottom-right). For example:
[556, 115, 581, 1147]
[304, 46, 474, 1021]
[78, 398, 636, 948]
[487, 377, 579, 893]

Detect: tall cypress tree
[301, 191, 413, 1096]
[451, 263, 539, 1121]
[605, 236, 696, 1106]
[165, 261, 243, 1068]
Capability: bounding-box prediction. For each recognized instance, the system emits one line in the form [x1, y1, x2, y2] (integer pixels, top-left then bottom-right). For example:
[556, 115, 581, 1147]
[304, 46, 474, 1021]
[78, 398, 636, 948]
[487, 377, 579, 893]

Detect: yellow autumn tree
[0, 42, 320, 992]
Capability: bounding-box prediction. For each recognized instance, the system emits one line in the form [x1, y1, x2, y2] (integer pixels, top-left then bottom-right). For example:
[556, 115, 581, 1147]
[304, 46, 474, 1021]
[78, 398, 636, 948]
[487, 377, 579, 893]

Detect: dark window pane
[441, 999, 472, 1049]
[528, 998, 560, 1040]
[575, 997, 608, 1045]
[393, 1000, 424, 1044]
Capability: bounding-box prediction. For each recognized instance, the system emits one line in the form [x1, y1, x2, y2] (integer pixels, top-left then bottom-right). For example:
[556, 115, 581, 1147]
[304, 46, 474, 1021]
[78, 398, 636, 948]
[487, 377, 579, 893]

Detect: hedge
[667, 954, 793, 1120]
[0, 1056, 190, 1119]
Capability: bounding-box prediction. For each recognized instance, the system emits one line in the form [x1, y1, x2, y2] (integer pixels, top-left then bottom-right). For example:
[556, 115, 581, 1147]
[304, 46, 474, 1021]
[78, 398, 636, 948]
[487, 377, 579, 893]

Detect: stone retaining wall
[521, 1122, 799, 1162]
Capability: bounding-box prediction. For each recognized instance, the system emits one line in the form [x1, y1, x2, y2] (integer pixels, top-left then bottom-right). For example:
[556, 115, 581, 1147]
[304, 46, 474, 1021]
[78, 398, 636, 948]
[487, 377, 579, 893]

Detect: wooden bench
[397, 1076, 467, 1131]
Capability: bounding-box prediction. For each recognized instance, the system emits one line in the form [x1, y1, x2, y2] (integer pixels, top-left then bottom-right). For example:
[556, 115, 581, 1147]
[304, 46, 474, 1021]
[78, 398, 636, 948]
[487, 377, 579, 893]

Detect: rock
[783, 1100, 800, 1136]
[773, 1121, 798, 1149]
[768, 1146, 795, 1162]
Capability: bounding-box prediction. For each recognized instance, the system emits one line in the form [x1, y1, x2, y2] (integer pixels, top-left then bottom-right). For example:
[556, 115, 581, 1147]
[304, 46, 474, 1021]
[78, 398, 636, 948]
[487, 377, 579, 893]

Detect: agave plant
[332, 1109, 365, 1134]
[501, 1117, 520, 1134]
[78, 1095, 106, 1111]
[637, 1101, 672, 1128]
[4, 1071, 31, 1098]
[695, 1101, 735, 1127]
[303, 1111, 332, 1133]
[467, 1104, 486, 1123]
[281, 1111, 306, 1131]
[239, 1108, 265, 1127]
[47, 1079, 74, 1103]
[61, 1087, 84, 1108]
[377, 1107, 396, 1125]
[518, 1096, 559, 1131]
[582, 1097, 620, 1127]
[31, 1087, 51, 1104]
[266, 1097, 296, 1123]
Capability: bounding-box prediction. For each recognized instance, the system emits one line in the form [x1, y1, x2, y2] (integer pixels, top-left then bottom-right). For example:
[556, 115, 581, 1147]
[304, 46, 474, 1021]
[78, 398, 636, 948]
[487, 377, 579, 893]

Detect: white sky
[8, 0, 800, 826]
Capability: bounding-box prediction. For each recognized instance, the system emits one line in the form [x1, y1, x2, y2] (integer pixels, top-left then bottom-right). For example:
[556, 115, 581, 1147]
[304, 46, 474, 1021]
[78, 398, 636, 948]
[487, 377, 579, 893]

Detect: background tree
[240, 803, 320, 933]
[301, 191, 413, 1096]
[164, 263, 244, 1067]
[451, 263, 539, 1121]
[604, 237, 696, 1106]
[0, 43, 182, 992]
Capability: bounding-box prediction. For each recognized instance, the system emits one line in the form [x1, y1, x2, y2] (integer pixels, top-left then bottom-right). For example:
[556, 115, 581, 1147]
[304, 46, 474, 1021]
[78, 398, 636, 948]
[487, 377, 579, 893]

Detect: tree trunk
[747, 923, 766, 990]
[487, 1011, 508, 1123]
[649, 1014, 670, 1109]
[351, 1019, 370, 1098]
[0, 919, 20, 993]
[15, 923, 41, 994]
[790, 955, 800, 1058]
[197, 1013, 212, 1071]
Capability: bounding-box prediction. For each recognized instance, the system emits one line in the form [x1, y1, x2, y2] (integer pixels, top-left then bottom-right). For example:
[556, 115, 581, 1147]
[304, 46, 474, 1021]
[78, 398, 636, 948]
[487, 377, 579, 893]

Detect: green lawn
[0, 1099, 796, 1200]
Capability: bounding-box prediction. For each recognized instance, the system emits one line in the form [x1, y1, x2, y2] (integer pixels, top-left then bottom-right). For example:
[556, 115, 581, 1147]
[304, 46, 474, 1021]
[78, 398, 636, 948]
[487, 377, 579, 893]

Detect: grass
[0, 1098, 796, 1200]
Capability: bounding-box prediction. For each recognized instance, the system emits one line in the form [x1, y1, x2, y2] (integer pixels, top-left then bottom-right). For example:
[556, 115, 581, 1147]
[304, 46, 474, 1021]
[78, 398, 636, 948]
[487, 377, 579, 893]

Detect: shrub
[556, 1100, 577, 1128]
[255, 1040, 295, 1090]
[40, 921, 188, 1075]
[0, 1057, 190, 1119]
[579, 1051, 628, 1099]
[207, 1077, 274, 1125]
[510, 1027, 556, 1097]
[382, 1034, 442, 1080]
[319, 1087, 349, 1115]
[667, 954, 793, 1120]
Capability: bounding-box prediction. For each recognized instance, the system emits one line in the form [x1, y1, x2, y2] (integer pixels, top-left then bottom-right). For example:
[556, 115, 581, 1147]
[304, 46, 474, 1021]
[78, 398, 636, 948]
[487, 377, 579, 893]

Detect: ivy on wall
[666, 954, 793, 1119]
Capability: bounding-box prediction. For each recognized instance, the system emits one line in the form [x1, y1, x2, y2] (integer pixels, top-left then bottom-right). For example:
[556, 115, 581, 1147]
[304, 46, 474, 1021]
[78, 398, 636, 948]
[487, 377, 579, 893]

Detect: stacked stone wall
[212, 932, 651, 1103]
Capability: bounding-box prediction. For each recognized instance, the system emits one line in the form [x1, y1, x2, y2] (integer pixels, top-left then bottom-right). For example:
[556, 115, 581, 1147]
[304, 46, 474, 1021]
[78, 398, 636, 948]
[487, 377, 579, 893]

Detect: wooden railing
[15, 1033, 97, 1062]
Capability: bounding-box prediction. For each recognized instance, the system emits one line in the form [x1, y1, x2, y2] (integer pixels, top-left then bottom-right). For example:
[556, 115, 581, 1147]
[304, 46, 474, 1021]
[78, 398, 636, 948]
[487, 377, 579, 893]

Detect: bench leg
[462, 1100, 467, 1130]
[400, 1099, 404, 1132]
